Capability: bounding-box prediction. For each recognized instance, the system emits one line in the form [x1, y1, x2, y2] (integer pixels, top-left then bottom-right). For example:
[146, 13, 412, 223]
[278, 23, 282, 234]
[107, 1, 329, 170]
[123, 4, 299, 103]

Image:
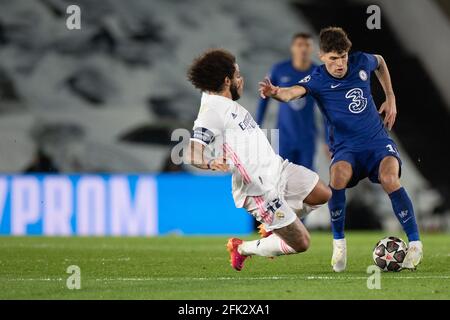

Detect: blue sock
[388, 187, 420, 241]
[328, 187, 346, 239]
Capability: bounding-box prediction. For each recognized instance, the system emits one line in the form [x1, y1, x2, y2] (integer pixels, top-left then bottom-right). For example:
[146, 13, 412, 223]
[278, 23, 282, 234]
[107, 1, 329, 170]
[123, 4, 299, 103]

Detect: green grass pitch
[0, 232, 448, 299]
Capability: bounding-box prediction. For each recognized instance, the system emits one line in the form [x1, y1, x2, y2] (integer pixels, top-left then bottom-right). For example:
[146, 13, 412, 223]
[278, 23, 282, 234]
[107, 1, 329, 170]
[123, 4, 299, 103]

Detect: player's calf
[328, 163, 351, 271]
[274, 219, 310, 253]
[379, 156, 421, 243]
[237, 218, 310, 260]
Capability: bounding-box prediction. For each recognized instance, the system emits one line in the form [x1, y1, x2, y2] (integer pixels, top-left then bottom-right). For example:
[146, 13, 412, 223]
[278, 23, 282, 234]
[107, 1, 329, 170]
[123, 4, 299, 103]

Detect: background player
[256, 33, 319, 169]
[186, 49, 331, 271]
[258, 27, 423, 271]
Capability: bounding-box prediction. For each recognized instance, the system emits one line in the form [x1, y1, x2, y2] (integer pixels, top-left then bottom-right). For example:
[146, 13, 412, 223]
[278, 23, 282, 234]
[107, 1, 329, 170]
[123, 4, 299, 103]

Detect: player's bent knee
[330, 168, 352, 189]
[316, 188, 331, 205]
[305, 180, 332, 206]
[315, 180, 332, 204]
[379, 173, 400, 191]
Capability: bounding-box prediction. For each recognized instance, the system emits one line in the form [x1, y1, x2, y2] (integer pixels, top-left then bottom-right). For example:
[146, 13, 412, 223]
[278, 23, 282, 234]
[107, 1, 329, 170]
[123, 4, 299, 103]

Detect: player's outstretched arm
[185, 140, 229, 172]
[374, 54, 397, 131]
[258, 77, 306, 102]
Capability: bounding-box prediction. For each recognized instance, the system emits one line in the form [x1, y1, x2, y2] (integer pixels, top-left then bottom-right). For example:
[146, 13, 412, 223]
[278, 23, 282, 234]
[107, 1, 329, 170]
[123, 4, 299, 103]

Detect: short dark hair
[187, 49, 236, 93]
[319, 27, 352, 54]
[292, 32, 312, 42]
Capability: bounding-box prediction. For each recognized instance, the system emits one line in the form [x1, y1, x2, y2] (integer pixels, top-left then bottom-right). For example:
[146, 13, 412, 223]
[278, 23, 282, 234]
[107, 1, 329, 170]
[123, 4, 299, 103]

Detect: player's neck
[292, 59, 311, 71]
[207, 90, 233, 100]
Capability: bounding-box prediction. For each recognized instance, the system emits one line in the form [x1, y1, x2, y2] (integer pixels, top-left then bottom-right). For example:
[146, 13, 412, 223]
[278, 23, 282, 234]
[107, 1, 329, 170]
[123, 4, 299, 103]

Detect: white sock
[333, 238, 346, 246]
[238, 234, 296, 257]
[408, 240, 422, 248]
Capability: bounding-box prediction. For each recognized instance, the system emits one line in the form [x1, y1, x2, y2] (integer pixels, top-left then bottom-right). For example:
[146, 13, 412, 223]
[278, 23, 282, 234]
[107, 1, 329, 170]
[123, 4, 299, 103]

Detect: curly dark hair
[187, 49, 236, 93]
[319, 27, 352, 54]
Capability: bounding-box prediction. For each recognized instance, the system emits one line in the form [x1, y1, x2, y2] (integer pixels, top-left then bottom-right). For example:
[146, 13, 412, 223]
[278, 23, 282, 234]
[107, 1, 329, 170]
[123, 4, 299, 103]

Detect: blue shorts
[330, 139, 402, 188]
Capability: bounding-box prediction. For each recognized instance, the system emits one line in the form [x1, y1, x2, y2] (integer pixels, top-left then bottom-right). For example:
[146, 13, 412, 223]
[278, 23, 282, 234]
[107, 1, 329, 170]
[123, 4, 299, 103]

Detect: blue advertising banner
[0, 174, 252, 236]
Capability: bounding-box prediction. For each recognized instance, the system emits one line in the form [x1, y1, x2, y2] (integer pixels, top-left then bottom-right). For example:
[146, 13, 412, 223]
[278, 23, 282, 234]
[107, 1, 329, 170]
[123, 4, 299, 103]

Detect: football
[373, 236, 408, 272]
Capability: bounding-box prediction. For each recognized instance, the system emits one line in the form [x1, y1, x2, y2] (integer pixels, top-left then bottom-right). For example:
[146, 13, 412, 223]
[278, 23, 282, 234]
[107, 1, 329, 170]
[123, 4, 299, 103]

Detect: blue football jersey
[298, 52, 388, 152]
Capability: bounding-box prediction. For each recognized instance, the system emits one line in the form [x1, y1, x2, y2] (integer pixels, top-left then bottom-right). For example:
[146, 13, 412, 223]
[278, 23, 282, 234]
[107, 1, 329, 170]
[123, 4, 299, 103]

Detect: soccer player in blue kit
[259, 27, 423, 271]
[256, 33, 318, 169]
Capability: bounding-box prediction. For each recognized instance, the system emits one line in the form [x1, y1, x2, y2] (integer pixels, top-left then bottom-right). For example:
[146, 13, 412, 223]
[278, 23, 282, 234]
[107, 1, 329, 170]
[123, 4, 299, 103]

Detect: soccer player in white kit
[186, 49, 331, 271]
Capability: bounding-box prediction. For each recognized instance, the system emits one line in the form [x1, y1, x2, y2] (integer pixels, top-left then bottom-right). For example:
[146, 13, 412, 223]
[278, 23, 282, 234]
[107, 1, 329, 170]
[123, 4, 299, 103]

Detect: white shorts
[243, 162, 319, 231]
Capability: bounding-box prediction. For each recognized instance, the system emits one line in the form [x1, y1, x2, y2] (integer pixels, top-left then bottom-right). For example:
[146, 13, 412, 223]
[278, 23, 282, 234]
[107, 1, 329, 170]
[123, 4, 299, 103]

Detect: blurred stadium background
[0, 0, 449, 237]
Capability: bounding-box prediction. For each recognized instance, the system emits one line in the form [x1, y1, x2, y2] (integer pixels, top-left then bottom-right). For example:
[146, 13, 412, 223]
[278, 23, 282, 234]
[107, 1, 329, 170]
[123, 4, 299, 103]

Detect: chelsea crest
[359, 70, 368, 81]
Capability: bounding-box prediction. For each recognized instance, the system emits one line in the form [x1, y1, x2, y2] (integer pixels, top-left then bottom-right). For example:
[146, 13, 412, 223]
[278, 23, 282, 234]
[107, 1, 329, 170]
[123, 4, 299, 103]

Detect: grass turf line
[0, 232, 448, 299]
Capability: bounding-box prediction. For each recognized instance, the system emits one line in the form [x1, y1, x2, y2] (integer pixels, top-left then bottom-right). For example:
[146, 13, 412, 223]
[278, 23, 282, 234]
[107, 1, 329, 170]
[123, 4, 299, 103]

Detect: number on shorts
[386, 144, 397, 154]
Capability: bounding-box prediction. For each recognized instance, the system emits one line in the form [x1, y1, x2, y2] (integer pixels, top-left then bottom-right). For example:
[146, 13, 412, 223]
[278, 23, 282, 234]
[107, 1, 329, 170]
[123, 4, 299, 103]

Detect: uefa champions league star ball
[373, 236, 408, 272]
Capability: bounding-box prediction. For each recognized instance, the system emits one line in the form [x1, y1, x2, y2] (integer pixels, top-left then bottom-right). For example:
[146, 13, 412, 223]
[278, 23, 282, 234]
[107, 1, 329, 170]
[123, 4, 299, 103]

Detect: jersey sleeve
[296, 74, 316, 96]
[191, 108, 223, 146]
[362, 52, 379, 72]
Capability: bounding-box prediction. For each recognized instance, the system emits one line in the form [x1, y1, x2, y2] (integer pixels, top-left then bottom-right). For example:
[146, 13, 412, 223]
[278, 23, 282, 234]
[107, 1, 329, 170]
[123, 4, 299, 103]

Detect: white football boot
[331, 238, 347, 272]
[402, 240, 423, 270]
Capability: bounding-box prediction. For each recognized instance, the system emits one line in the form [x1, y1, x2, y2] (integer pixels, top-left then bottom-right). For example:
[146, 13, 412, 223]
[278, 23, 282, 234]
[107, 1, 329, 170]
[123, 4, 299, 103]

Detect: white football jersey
[191, 92, 285, 208]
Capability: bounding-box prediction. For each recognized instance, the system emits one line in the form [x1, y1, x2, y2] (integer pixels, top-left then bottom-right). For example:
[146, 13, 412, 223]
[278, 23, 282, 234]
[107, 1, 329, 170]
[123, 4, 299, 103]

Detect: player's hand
[379, 94, 397, 131]
[208, 158, 230, 172]
[258, 77, 280, 99]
